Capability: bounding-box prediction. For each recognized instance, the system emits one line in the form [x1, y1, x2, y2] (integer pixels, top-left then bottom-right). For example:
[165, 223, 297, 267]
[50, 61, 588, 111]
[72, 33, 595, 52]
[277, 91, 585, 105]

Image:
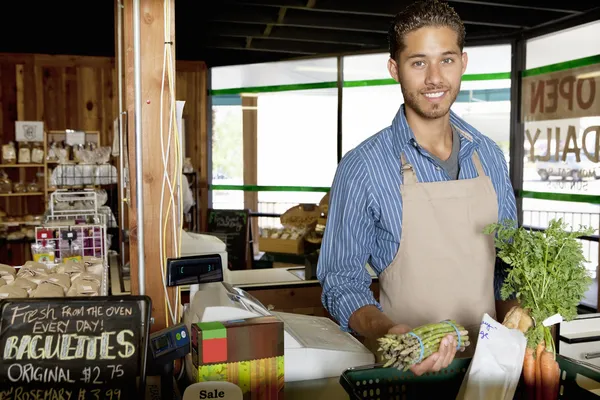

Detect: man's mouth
[422, 90, 448, 101]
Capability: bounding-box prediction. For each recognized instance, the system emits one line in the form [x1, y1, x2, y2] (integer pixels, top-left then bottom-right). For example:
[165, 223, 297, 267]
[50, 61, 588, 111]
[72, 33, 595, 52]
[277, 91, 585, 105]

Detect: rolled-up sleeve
[317, 150, 380, 332]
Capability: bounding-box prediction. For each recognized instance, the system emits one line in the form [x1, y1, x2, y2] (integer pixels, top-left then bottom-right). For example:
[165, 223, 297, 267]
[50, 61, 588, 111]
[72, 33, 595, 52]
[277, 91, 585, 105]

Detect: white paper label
[15, 121, 44, 142]
[542, 313, 563, 327]
[66, 130, 86, 145]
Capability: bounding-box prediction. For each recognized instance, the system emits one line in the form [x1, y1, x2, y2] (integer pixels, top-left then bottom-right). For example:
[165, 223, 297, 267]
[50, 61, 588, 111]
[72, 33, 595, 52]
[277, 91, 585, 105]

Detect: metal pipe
[117, 0, 127, 283]
[133, 0, 145, 295]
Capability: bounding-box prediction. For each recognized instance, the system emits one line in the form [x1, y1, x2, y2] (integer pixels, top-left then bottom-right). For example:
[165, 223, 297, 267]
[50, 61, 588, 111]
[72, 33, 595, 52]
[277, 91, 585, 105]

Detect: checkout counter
[145, 231, 377, 399]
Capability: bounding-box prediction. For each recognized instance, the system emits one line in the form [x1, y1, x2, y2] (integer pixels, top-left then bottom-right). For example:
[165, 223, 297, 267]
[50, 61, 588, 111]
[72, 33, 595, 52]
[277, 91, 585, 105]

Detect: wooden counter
[111, 260, 379, 320]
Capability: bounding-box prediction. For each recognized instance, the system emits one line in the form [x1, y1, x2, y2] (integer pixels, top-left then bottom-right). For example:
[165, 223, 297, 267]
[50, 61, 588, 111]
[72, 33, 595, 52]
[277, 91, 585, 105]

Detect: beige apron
[370, 144, 498, 361]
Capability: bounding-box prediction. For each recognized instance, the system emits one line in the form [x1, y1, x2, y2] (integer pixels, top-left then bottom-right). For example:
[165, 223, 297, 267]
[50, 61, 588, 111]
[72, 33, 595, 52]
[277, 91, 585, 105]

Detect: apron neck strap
[400, 153, 417, 185]
[471, 151, 486, 177]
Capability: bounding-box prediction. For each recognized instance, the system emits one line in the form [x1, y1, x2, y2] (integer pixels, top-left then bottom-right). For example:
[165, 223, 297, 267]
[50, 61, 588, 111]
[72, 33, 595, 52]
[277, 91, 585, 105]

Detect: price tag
[542, 313, 563, 327]
[61, 230, 78, 241]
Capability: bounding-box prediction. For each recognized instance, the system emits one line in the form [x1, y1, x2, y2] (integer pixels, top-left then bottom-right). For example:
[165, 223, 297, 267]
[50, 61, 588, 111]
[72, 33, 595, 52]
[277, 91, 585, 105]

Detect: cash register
[172, 241, 375, 385]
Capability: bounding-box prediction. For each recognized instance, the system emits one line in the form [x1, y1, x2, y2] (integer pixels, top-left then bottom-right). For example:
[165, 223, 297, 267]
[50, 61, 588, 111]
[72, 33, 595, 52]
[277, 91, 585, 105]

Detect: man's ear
[388, 58, 400, 83]
[461, 52, 468, 75]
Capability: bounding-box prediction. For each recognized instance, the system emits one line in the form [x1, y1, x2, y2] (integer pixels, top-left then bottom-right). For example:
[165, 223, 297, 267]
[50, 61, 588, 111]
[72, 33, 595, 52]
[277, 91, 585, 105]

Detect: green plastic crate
[339, 355, 600, 400]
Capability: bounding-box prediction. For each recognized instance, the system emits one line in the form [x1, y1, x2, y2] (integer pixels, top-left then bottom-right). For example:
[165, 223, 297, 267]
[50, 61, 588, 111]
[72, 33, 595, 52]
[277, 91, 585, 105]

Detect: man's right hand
[408, 334, 458, 376]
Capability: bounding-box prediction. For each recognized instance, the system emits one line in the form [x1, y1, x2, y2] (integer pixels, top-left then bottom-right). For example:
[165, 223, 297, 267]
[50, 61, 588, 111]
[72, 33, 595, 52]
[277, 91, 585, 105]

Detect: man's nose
[425, 64, 443, 86]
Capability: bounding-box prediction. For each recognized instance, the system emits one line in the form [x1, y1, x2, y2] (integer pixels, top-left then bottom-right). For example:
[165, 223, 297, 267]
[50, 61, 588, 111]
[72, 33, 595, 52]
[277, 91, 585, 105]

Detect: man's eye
[442, 58, 454, 64]
[413, 61, 425, 67]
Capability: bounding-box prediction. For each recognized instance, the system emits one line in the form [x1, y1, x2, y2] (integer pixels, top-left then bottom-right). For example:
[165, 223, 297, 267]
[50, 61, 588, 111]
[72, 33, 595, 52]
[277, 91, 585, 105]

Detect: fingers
[409, 334, 457, 376]
[431, 335, 453, 371]
[409, 353, 439, 376]
[441, 335, 457, 368]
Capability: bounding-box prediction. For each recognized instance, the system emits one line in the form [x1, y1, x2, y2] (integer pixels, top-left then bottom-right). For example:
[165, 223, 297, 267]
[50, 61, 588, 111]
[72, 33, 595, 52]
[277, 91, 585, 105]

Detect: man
[317, 0, 517, 376]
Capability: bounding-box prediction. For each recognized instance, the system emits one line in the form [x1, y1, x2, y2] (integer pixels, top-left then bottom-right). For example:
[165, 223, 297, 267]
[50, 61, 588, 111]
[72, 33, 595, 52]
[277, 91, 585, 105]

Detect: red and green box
[191, 316, 284, 400]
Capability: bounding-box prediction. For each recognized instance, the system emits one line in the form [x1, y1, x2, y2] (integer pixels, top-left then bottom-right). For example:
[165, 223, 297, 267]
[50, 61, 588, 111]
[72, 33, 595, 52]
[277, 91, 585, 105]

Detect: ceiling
[1, 0, 598, 67]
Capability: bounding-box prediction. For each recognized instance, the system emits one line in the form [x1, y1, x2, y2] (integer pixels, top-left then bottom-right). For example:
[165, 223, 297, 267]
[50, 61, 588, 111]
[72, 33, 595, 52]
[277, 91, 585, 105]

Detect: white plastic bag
[456, 313, 527, 400]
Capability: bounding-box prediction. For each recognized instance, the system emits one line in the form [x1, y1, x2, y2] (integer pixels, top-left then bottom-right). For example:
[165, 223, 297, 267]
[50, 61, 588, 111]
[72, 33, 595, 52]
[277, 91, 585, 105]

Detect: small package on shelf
[17, 142, 31, 164]
[60, 240, 83, 262]
[12, 181, 26, 193]
[31, 142, 44, 164]
[31, 240, 56, 264]
[2, 142, 16, 164]
[0, 171, 11, 193]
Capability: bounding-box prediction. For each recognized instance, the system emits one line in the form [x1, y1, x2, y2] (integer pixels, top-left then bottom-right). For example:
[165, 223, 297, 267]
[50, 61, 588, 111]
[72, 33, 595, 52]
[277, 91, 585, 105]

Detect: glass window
[211, 58, 338, 91]
[525, 20, 600, 69]
[521, 21, 600, 307]
[210, 59, 338, 215]
[211, 102, 244, 210]
[256, 88, 338, 207]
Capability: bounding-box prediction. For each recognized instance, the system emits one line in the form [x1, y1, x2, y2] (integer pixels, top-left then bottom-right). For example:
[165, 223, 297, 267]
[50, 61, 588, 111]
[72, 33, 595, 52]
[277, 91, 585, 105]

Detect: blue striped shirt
[317, 105, 517, 332]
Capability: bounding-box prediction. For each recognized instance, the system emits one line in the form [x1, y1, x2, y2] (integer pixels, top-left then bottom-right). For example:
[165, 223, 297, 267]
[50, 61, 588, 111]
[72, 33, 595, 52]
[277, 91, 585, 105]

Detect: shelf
[0, 164, 45, 168]
[0, 192, 45, 197]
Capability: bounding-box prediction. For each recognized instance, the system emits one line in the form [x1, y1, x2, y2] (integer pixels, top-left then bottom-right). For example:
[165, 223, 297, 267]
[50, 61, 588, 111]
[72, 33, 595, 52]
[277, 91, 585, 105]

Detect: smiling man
[317, 0, 517, 376]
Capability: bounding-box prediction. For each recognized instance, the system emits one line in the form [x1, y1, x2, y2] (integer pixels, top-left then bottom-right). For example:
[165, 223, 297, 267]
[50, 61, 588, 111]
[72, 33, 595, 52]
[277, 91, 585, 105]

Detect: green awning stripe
[211, 186, 600, 202]
[518, 190, 600, 204]
[211, 81, 338, 96]
[210, 72, 511, 95]
[522, 54, 600, 77]
[210, 184, 330, 193]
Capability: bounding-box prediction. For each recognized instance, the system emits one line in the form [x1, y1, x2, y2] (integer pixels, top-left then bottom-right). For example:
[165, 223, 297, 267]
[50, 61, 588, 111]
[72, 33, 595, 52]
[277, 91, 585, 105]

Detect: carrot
[535, 341, 545, 400]
[523, 347, 536, 399]
[540, 350, 560, 400]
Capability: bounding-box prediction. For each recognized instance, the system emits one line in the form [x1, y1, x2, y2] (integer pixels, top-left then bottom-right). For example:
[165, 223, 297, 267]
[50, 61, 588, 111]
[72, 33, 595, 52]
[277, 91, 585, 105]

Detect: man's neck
[405, 106, 453, 159]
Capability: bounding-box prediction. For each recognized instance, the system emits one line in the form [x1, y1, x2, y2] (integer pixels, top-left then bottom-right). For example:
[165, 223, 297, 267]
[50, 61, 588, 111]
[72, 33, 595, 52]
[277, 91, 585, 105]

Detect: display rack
[32, 189, 111, 295]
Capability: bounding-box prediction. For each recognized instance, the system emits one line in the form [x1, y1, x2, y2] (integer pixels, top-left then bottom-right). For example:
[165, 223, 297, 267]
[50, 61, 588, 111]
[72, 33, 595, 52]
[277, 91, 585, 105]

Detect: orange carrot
[540, 350, 560, 400]
[523, 347, 536, 399]
[535, 341, 545, 400]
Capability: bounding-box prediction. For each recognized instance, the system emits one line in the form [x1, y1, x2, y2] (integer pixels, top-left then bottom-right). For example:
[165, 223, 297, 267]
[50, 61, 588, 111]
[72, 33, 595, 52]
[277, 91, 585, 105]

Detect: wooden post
[122, 0, 178, 332]
[242, 95, 258, 266]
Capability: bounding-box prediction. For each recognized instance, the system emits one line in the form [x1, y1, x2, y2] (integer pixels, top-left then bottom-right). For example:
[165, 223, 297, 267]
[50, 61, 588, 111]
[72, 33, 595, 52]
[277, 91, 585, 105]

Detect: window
[521, 21, 600, 308]
[211, 100, 244, 210]
[210, 58, 338, 214]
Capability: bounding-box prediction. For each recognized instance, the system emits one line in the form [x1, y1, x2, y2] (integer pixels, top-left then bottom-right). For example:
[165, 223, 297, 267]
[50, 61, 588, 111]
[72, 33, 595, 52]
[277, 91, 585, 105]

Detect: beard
[401, 84, 459, 120]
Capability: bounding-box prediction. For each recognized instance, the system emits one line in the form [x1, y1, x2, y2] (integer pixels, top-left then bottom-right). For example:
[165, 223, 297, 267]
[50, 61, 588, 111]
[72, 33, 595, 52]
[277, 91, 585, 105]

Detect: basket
[340, 355, 600, 400]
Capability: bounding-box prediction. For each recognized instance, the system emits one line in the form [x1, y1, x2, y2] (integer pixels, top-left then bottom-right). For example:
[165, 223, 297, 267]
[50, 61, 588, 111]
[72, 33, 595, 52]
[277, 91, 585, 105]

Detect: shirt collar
[391, 104, 481, 153]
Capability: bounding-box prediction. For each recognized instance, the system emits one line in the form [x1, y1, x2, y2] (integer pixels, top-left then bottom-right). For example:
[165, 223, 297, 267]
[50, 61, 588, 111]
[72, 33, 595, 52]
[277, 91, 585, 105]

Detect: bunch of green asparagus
[378, 320, 471, 371]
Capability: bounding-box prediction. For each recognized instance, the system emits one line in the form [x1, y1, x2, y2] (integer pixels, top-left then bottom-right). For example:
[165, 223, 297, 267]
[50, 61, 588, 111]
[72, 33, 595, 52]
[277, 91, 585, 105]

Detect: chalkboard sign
[207, 208, 250, 270]
[0, 296, 151, 400]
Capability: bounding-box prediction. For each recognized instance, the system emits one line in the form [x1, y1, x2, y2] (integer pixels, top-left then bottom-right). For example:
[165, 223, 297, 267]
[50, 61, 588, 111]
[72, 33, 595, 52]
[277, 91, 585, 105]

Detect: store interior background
[0, 1, 597, 312]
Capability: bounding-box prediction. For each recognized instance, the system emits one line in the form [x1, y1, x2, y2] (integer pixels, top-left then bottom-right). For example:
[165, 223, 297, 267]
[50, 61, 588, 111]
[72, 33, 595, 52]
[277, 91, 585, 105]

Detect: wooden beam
[242, 95, 258, 263]
[123, 0, 178, 332]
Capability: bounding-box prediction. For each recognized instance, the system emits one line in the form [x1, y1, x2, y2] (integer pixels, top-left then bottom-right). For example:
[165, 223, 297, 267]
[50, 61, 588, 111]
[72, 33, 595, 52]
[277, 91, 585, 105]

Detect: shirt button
[436, 166, 441, 171]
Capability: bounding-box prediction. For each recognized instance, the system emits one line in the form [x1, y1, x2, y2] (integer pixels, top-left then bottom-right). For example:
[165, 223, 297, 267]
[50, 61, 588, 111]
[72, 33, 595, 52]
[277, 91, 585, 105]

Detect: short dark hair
[388, 0, 466, 60]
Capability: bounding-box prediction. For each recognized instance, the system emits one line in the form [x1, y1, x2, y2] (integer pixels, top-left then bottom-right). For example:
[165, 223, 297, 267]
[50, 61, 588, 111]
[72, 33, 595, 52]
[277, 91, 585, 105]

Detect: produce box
[340, 355, 600, 399]
[191, 316, 284, 400]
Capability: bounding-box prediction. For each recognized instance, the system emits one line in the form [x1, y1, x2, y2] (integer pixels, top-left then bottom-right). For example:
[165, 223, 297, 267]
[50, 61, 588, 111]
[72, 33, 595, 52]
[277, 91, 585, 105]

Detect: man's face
[388, 26, 467, 120]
